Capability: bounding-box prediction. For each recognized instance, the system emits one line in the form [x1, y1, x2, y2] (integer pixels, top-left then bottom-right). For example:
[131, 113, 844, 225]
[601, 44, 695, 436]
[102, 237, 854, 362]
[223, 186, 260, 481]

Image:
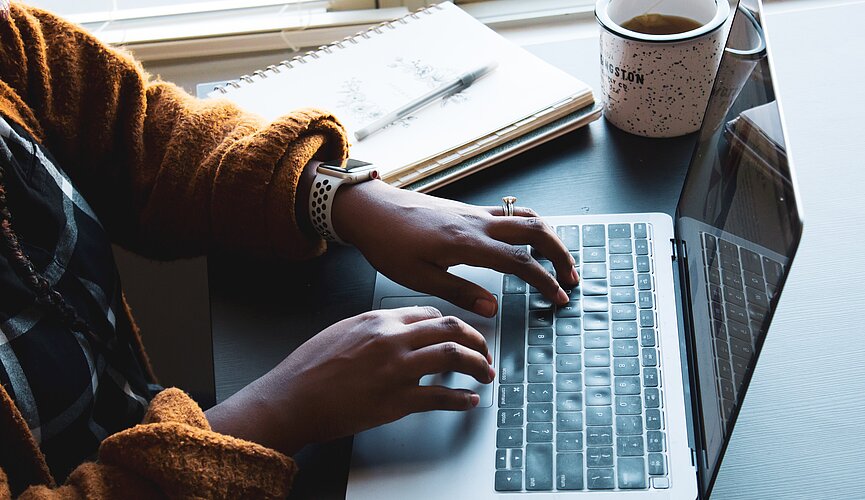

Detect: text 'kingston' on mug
[595, 0, 731, 138]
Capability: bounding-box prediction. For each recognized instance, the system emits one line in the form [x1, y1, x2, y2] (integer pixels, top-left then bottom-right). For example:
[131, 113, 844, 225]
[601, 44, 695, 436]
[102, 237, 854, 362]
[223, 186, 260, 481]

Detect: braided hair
[0, 164, 109, 354]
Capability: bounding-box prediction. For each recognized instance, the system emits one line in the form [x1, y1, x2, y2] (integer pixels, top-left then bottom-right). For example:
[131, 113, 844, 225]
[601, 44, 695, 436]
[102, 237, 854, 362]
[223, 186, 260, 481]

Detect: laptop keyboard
[495, 223, 670, 492]
[701, 233, 783, 426]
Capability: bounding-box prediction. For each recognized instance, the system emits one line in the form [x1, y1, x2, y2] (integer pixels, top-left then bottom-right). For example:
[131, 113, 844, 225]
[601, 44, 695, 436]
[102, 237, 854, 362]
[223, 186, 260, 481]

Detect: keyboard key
[582, 263, 607, 279]
[582, 279, 608, 296]
[556, 453, 585, 490]
[556, 373, 582, 392]
[527, 365, 553, 383]
[635, 239, 649, 255]
[528, 328, 553, 345]
[636, 256, 650, 273]
[556, 355, 582, 372]
[587, 426, 613, 446]
[743, 270, 765, 291]
[499, 385, 524, 408]
[647, 431, 665, 452]
[614, 357, 640, 376]
[617, 436, 645, 456]
[557, 225, 580, 251]
[722, 270, 744, 290]
[608, 224, 631, 239]
[745, 287, 770, 309]
[499, 294, 526, 383]
[586, 406, 612, 426]
[557, 432, 583, 451]
[555, 318, 581, 336]
[529, 293, 554, 310]
[586, 387, 612, 406]
[496, 449, 508, 469]
[587, 446, 613, 467]
[584, 332, 610, 349]
[637, 274, 651, 290]
[639, 310, 655, 327]
[615, 396, 642, 415]
[584, 247, 606, 263]
[642, 348, 658, 367]
[587, 468, 615, 489]
[498, 408, 524, 427]
[556, 336, 582, 354]
[613, 339, 639, 357]
[730, 337, 753, 359]
[511, 449, 524, 469]
[583, 313, 610, 330]
[614, 376, 641, 395]
[725, 303, 747, 325]
[555, 301, 582, 318]
[529, 309, 554, 328]
[582, 225, 606, 247]
[503, 274, 527, 294]
[611, 271, 635, 286]
[724, 286, 745, 307]
[762, 257, 782, 286]
[497, 428, 523, 448]
[740, 248, 762, 274]
[645, 388, 661, 408]
[495, 470, 522, 491]
[634, 223, 648, 238]
[584, 368, 611, 386]
[610, 255, 634, 270]
[528, 346, 553, 364]
[538, 260, 555, 277]
[583, 296, 609, 312]
[527, 422, 553, 442]
[616, 415, 643, 435]
[528, 384, 553, 402]
[556, 393, 582, 411]
[609, 239, 632, 254]
[557, 411, 583, 431]
[526, 443, 553, 490]
[612, 304, 637, 321]
[648, 453, 667, 475]
[612, 321, 638, 338]
[643, 368, 659, 387]
[527, 403, 553, 422]
[638, 291, 653, 309]
[719, 239, 738, 257]
[584, 349, 610, 367]
[645, 409, 662, 430]
[611, 287, 636, 303]
[617, 457, 647, 488]
[640, 328, 656, 347]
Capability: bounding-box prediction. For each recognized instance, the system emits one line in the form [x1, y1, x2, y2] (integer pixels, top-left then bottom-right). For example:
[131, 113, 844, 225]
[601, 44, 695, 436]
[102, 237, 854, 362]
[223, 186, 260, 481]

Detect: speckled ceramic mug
[596, 0, 731, 138]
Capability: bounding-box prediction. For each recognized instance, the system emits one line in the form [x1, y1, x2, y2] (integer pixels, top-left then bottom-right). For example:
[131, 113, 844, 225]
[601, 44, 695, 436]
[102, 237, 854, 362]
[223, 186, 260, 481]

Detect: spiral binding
[213, 3, 443, 94]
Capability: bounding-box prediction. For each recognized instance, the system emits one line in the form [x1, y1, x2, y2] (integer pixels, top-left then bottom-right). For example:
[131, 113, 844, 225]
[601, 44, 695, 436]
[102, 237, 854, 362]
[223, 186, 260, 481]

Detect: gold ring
[502, 196, 517, 216]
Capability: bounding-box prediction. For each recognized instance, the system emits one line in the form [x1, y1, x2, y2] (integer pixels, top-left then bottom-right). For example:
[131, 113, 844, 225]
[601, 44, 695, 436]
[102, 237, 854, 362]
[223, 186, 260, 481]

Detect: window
[25, 0, 595, 61]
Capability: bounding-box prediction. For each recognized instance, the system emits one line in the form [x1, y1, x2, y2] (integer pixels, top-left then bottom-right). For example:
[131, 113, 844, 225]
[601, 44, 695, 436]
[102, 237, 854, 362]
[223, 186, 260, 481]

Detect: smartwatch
[309, 159, 379, 244]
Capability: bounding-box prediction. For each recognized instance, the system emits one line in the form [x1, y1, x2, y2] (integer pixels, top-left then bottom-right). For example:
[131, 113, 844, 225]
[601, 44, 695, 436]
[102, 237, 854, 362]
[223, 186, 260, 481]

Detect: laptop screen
[674, 0, 803, 495]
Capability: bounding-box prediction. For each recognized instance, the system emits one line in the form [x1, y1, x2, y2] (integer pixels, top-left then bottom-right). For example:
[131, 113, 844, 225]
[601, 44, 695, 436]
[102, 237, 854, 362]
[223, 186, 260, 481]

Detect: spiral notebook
[207, 1, 598, 191]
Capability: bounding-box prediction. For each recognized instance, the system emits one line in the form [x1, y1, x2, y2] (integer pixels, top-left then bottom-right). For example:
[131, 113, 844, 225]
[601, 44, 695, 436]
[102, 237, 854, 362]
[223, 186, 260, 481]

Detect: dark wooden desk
[209, 36, 697, 498]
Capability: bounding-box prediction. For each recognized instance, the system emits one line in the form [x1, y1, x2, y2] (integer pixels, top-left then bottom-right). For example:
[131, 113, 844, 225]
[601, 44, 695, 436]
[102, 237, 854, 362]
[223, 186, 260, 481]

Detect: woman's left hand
[332, 180, 579, 317]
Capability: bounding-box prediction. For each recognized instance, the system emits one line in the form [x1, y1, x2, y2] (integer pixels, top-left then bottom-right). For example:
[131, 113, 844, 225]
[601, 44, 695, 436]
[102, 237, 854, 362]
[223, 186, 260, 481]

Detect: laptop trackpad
[378, 296, 497, 408]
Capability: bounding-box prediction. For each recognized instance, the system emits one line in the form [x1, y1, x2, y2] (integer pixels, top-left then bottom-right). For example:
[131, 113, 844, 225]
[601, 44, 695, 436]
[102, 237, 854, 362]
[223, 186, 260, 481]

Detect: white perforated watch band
[309, 174, 347, 244]
[308, 160, 379, 245]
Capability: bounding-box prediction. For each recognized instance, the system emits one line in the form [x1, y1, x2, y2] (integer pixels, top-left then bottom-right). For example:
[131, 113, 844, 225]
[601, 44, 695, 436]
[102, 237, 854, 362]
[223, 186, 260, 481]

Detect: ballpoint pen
[354, 61, 498, 141]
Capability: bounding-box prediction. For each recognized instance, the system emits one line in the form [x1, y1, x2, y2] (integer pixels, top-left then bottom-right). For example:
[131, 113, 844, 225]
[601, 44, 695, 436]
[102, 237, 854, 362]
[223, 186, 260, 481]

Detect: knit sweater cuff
[98, 388, 296, 499]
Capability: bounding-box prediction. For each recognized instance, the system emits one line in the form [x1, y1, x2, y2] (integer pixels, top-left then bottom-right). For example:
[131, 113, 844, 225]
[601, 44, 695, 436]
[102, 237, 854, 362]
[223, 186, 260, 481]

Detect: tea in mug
[621, 13, 703, 35]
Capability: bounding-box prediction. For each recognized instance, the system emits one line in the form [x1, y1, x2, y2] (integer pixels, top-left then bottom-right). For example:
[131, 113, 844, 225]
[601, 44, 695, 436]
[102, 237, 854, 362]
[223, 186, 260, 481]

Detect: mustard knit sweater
[0, 3, 349, 498]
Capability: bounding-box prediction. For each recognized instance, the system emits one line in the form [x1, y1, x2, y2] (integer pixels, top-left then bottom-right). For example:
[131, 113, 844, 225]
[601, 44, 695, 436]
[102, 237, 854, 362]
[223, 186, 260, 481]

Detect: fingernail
[570, 267, 580, 285]
[556, 288, 569, 305]
[473, 297, 497, 317]
[469, 393, 480, 407]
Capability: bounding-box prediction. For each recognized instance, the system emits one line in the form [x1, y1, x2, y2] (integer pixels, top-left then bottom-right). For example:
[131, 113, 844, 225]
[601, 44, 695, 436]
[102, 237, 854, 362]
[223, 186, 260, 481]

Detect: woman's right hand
[205, 306, 494, 455]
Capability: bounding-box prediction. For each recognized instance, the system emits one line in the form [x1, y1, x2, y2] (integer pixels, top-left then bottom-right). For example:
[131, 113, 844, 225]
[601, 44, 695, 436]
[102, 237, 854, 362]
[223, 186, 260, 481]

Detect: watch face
[320, 158, 374, 173]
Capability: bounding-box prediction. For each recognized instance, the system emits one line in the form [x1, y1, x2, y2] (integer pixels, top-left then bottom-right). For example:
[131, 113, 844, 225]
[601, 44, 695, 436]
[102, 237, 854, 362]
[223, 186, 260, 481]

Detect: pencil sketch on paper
[336, 77, 417, 130]
[388, 57, 470, 107]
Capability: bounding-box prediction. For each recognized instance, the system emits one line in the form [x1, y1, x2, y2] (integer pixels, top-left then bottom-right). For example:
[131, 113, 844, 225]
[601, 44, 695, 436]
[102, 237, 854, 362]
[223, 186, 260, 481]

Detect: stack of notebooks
[208, 1, 599, 192]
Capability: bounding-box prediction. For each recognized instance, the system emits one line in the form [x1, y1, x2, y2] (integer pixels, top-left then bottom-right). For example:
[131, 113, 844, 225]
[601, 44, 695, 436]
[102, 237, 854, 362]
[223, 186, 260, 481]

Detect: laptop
[346, 1, 803, 498]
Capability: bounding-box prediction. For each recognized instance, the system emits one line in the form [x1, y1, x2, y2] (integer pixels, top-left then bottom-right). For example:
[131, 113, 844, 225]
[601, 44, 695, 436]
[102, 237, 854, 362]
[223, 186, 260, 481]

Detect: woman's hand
[205, 306, 494, 455]
[332, 180, 579, 317]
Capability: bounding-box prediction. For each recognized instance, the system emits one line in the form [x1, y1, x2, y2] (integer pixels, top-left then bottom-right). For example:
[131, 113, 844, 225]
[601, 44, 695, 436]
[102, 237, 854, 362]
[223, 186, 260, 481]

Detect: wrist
[331, 178, 390, 246]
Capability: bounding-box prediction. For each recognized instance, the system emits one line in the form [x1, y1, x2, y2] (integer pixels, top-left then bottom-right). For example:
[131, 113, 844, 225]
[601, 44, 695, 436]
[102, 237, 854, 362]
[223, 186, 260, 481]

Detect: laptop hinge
[670, 238, 680, 261]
